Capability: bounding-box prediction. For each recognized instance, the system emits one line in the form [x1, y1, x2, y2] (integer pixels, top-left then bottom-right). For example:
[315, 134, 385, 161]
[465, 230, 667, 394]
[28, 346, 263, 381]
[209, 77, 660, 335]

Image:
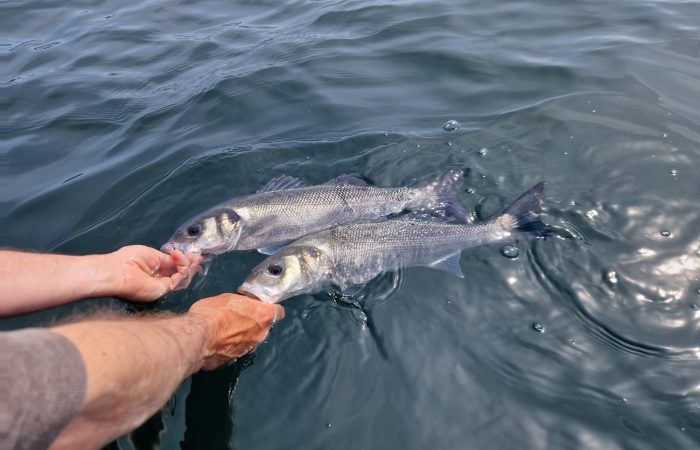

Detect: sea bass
[161, 170, 466, 255]
[238, 182, 548, 303]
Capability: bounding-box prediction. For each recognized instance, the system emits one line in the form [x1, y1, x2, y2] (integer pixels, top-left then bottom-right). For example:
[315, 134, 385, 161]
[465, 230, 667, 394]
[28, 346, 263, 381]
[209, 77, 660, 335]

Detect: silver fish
[161, 171, 467, 255]
[238, 182, 547, 303]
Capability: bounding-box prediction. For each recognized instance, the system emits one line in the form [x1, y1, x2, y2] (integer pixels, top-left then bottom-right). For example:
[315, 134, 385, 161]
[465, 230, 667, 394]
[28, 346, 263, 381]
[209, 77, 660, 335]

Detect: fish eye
[267, 264, 284, 277]
[186, 224, 202, 237]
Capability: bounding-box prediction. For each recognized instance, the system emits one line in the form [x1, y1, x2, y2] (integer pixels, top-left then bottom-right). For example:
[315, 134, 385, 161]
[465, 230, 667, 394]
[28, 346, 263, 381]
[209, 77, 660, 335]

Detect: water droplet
[416, 144, 420, 148]
[501, 245, 519, 258]
[591, 109, 596, 113]
[660, 230, 671, 237]
[327, 423, 332, 428]
[696, 288, 700, 295]
[662, 133, 668, 138]
[466, 187, 475, 194]
[447, 141, 452, 146]
[606, 270, 618, 284]
[690, 304, 698, 311]
[532, 323, 545, 333]
[670, 169, 678, 176]
[443, 120, 460, 131]
[478, 147, 488, 156]
[568, 338, 576, 345]
[620, 397, 628, 404]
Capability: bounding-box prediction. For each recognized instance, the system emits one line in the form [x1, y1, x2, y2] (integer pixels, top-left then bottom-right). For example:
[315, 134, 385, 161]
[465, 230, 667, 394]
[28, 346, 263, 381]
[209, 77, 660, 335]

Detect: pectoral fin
[257, 244, 289, 255]
[427, 253, 465, 278]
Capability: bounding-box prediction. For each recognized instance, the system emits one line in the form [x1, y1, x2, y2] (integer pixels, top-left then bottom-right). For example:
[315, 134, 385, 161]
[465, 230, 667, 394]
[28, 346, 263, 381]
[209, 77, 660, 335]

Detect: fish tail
[494, 181, 551, 237]
[410, 169, 470, 222]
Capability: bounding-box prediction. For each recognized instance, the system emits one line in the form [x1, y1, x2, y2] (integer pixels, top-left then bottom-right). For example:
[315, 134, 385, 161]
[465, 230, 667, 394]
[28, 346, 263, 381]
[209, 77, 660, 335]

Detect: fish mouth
[237, 282, 282, 304]
[161, 242, 200, 255]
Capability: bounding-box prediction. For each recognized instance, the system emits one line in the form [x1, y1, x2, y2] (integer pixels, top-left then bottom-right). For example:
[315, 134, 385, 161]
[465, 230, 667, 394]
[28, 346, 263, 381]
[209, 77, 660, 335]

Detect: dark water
[3, 0, 700, 448]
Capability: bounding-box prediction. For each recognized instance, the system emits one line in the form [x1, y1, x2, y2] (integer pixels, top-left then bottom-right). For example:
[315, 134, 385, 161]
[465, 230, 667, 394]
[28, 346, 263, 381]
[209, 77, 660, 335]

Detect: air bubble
[670, 169, 678, 176]
[605, 270, 618, 284]
[660, 230, 671, 237]
[443, 120, 460, 131]
[501, 245, 519, 258]
[690, 304, 698, 311]
[478, 147, 488, 156]
[532, 323, 545, 333]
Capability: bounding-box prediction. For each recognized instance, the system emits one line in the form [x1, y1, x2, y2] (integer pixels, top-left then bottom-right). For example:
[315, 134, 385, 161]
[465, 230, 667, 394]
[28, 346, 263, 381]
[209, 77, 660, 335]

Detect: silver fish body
[238, 182, 547, 303]
[162, 171, 465, 255]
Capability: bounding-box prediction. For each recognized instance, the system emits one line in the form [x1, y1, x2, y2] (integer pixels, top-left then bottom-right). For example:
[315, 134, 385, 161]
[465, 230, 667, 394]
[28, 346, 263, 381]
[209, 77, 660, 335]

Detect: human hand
[188, 293, 285, 371]
[103, 245, 205, 302]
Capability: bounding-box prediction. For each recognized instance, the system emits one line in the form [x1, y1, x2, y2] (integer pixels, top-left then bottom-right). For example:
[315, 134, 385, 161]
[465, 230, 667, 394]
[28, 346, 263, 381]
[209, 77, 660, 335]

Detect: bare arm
[0, 246, 202, 317]
[49, 293, 284, 450]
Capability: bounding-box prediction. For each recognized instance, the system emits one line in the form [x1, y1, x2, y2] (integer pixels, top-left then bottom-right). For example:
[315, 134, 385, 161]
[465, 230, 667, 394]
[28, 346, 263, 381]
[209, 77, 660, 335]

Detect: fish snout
[160, 241, 200, 255]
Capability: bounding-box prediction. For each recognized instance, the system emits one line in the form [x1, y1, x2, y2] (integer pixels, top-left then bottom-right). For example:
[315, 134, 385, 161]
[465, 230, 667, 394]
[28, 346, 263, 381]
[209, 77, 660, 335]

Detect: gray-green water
[3, 1, 700, 449]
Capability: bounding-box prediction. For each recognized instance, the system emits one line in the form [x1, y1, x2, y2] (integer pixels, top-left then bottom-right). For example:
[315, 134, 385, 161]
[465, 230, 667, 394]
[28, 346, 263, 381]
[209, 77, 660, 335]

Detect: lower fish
[238, 182, 548, 303]
[161, 170, 467, 255]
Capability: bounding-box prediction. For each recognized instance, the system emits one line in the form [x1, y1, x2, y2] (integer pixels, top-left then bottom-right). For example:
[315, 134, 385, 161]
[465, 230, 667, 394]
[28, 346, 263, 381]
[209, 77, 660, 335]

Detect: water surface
[2, 1, 700, 449]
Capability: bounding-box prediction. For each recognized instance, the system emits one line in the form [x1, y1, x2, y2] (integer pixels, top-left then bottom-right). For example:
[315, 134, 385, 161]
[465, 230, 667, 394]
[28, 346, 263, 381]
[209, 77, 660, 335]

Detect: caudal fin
[411, 169, 470, 222]
[494, 182, 550, 237]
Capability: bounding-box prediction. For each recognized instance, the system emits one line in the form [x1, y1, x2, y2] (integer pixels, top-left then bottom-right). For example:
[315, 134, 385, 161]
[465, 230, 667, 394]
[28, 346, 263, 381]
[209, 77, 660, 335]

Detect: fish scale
[302, 220, 509, 286]
[163, 170, 466, 255]
[239, 182, 548, 303]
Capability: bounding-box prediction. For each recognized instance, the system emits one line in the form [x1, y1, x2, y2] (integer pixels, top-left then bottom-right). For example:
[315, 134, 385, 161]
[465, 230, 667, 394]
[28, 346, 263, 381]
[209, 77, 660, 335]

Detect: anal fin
[427, 252, 465, 278]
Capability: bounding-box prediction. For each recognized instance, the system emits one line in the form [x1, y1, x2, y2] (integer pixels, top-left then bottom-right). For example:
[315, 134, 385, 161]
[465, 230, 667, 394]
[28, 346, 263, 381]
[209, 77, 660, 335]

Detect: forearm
[0, 251, 115, 316]
[49, 314, 209, 450]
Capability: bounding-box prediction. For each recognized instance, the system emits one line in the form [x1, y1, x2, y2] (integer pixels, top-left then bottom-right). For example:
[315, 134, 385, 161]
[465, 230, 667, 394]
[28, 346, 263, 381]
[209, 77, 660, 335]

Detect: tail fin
[493, 182, 550, 237]
[410, 169, 470, 222]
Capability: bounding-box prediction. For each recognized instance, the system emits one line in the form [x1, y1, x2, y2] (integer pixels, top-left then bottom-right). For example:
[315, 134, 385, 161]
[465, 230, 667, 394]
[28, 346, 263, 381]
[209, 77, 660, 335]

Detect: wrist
[86, 253, 123, 299]
[156, 314, 212, 375]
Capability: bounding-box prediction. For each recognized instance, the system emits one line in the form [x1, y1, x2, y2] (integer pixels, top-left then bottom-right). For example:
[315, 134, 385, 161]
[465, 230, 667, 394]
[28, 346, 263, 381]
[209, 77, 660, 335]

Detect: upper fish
[161, 170, 467, 255]
[238, 182, 548, 303]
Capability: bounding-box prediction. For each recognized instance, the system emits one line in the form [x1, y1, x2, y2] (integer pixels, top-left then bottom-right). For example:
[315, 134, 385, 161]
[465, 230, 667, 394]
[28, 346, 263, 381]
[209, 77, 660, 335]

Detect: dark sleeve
[0, 328, 87, 450]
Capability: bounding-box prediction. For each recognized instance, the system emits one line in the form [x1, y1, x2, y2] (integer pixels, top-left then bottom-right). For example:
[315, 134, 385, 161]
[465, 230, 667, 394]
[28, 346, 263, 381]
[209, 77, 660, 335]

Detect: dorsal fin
[257, 175, 306, 193]
[427, 252, 465, 278]
[324, 173, 369, 186]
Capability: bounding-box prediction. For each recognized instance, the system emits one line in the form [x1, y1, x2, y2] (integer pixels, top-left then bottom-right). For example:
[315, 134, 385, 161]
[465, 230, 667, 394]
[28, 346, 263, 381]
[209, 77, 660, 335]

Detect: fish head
[162, 208, 242, 255]
[238, 246, 328, 303]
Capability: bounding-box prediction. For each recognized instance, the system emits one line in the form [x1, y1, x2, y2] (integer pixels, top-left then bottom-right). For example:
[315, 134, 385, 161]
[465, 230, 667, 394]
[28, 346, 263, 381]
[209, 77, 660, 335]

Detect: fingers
[222, 293, 285, 323]
[156, 250, 205, 292]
